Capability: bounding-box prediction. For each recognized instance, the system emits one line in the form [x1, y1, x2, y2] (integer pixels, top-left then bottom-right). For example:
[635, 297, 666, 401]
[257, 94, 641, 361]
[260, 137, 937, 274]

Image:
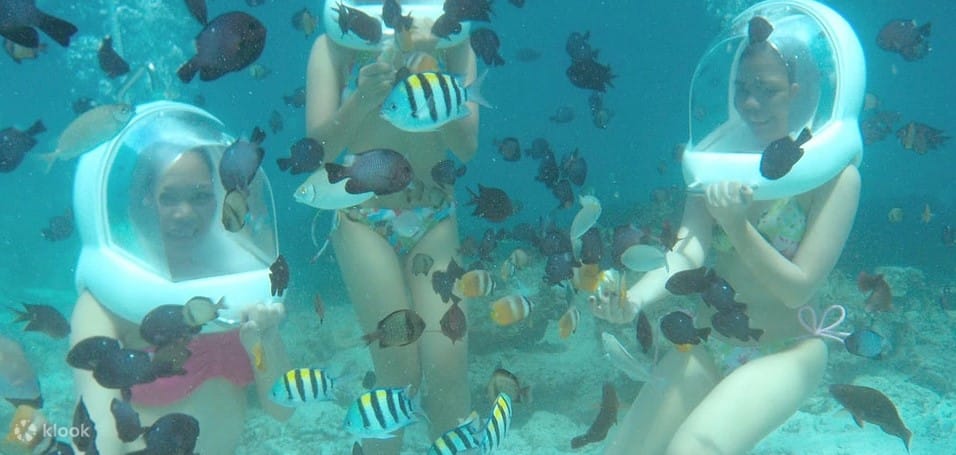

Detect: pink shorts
[130, 331, 255, 406]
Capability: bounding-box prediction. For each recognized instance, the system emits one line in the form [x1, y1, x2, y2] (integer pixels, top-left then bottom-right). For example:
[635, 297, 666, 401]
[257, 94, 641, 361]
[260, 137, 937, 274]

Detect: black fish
[843, 329, 885, 360]
[362, 309, 427, 348]
[431, 13, 462, 40]
[525, 137, 551, 159]
[431, 159, 466, 187]
[566, 31, 598, 62]
[567, 59, 615, 92]
[326, 148, 413, 195]
[333, 2, 382, 44]
[432, 258, 465, 304]
[760, 127, 811, 180]
[0, 119, 45, 172]
[136, 413, 200, 455]
[579, 227, 603, 265]
[444, 0, 493, 22]
[495, 137, 520, 161]
[382, 0, 412, 31]
[665, 267, 714, 295]
[270, 254, 290, 297]
[439, 301, 467, 343]
[470, 28, 504, 66]
[92, 348, 156, 390]
[535, 151, 559, 187]
[139, 304, 201, 347]
[660, 311, 709, 351]
[283, 86, 306, 108]
[710, 308, 763, 342]
[551, 178, 574, 209]
[538, 227, 572, 256]
[220, 127, 265, 192]
[570, 382, 618, 449]
[110, 398, 144, 442]
[545, 252, 578, 285]
[97, 35, 129, 78]
[277, 137, 323, 175]
[877, 19, 931, 61]
[701, 276, 745, 313]
[0, 0, 78, 48]
[9, 303, 70, 339]
[748, 16, 773, 44]
[636, 311, 652, 355]
[72, 398, 97, 452]
[468, 184, 514, 222]
[41, 207, 73, 241]
[72, 97, 96, 115]
[67, 336, 122, 370]
[268, 109, 283, 134]
[561, 149, 587, 186]
[177, 11, 267, 82]
[184, 0, 207, 25]
[829, 384, 911, 451]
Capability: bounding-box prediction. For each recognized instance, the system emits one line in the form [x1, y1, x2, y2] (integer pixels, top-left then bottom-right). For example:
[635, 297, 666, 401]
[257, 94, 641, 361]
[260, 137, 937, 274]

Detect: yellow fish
[490, 295, 532, 326]
[572, 263, 604, 292]
[558, 307, 580, 339]
[454, 270, 495, 298]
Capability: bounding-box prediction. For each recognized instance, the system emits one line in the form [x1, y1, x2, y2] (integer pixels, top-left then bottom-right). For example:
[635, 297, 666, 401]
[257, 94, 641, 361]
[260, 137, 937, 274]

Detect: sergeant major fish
[381, 71, 490, 132]
[270, 368, 339, 406]
[343, 386, 422, 439]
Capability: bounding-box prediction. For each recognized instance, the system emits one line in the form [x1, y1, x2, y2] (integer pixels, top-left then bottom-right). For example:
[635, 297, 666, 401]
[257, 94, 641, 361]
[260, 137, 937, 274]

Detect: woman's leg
[604, 344, 721, 455]
[665, 338, 828, 455]
[405, 216, 471, 440]
[332, 214, 420, 453]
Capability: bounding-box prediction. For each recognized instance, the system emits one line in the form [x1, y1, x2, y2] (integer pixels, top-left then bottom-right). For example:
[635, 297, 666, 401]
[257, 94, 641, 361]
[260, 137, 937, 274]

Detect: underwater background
[1, 0, 954, 453]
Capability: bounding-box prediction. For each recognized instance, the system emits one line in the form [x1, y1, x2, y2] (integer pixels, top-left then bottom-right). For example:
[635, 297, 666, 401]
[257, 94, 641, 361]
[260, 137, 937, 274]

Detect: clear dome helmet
[322, 0, 470, 51]
[682, 0, 865, 200]
[74, 101, 280, 331]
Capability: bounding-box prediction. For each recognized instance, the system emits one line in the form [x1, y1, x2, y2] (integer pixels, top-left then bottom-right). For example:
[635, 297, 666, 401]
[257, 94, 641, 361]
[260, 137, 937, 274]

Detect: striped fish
[343, 386, 421, 439]
[479, 392, 513, 453]
[490, 295, 533, 326]
[426, 412, 482, 455]
[381, 71, 488, 132]
[270, 368, 337, 407]
[454, 269, 495, 298]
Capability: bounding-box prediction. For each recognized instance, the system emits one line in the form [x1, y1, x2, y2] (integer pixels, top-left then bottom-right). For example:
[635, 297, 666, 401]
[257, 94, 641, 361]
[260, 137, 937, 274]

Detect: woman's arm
[69, 291, 128, 453]
[711, 166, 860, 308]
[239, 302, 293, 421]
[437, 42, 480, 163]
[305, 36, 395, 163]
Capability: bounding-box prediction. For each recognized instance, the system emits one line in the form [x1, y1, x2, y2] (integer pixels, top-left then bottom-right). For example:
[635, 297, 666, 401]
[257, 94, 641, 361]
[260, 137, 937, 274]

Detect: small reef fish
[134, 413, 200, 455]
[72, 398, 98, 453]
[270, 255, 290, 297]
[139, 304, 201, 347]
[887, 207, 903, 223]
[277, 137, 323, 175]
[38, 103, 133, 172]
[439, 302, 468, 344]
[381, 71, 489, 132]
[877, 19, 931, 61]
[560, 149, 587, 186]
[185, 0, 207, 25]
[844, 328, 886, 360]
[97, 35, 129, 78]
[710, 307, 763, 342]
[182, 296, 226, 327]
[896, 121, 948, 154]
[490, 295, 533, 326]
[110, 397, 143, 442]
[858, 271, 892, 312]
[362, 309, 427, 348]
[431, 159, 467, 187]
[40, 207, 74, 241]
[557, 306, 580, 339]
[332, 2, 382, 44]
[178, 11, 267, 82]
[494, 137, 521, 162]
[660, 311, 710, 352]
[0, 0, 78, 48]
[91, 347, 156, 392]
[9, 303, 70, 339]
[760, 127, 811, 180]
[486, 367, 531, 404]
[454, 269, 495, 298]
[829, 384, 911, 451]
[0, 119, 45, 172]
[326, 148, 413, 196]
[570, 382, 618, 449]
[67, 335, 121, 370]
[3, 38, 45, 63]
[220, 127, 266, 192]
[570, 195, 601, 240]
[411, 253, 435, 276]
[566, 58, 615, 92]
[291, 8, 317, 38]
[479, 392, 513, 452]
[636, 310, 653, 355]
[470, 27, 504, 66]
[270, 368, 338, 406]
[426, 412, 482, 455]
[432, 258, 466, 304]
[343, 387, 421, 439]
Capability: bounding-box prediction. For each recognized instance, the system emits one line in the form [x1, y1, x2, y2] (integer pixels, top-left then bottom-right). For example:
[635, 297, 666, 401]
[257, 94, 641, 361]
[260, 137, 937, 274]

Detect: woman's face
[733, 45, 798, 144]
[153, 152, 216, 247]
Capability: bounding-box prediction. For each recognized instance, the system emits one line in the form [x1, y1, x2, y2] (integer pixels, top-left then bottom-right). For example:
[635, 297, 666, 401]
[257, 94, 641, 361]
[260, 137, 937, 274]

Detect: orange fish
[490, 295, 532, 326]
[572, 263, 603, 292]
[921, 203, 933, 224]
[887, 207, 903, 223]
[897, 121, 949, 154]
[858, 271, 893, 312]
[558, 307, 580, 339]
[454, 269, 495, 298]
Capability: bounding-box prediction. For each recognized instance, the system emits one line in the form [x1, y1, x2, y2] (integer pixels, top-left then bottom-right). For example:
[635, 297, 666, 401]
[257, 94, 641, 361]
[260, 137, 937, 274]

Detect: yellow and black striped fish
[381, 71, 489, 132]
[426, 412, 482, 455]
[343, 386, 421, 439]
[479, 392, 513, 453]
[270, 368, 337, 406]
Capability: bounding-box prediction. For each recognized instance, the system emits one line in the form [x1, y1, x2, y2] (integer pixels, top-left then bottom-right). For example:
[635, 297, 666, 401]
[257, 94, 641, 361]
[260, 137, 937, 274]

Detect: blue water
[1, 0, 954, 454]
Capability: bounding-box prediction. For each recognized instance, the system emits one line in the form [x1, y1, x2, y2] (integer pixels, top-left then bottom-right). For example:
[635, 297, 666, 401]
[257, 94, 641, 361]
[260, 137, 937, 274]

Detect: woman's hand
[705, 181, 753, 229]
[239, 301, 285, 352]
[354, 61, 396, 113]
[589, 292, 638, 324]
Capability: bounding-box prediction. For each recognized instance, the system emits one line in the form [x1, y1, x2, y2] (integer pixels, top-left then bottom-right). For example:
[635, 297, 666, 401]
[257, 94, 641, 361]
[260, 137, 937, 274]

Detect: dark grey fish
[432, 258, 465, 304]
[579, 226, 603, 265]
[660, 311, 710, 349]
[333, 2, 382, 44]
[566, 31, 597, 62]
[150, 339, 192, 378]
[567, 59, 615, 92]
[110, 397, 143, 442]
[636, 311, 652, 354]
[326, 148, 413, 196]
[0, 0, 78, 48]
[570, 382, 618, 449]
[467, 184, 514, 222]
[283, 86, 306, 108]
[665, 266, 714, 295]
[9, 303, 70, 339]
[551, 179, 574, 209]
[72, 398, 97, 452]
[748, 16, 773, 43]
[184, 0, 207, 25]
[545, 252, 577, 285]
[41, 207, 73, 241]
[97, 35, 129, 78]
[760, 127, 812, 180]
[561, 149, 587, 186]
[382, 0, 412, 31]
[270, 255, 290, 297]
[535, 151, 559, 187]
[139, 304, 200, 347]
[844, 329, 885, 360]
[830, 384, 911, 451]
[611, 224, 644, 269]
[431, 13, 462, 40]
[495, 137, 521, 161]
[362, 309, 427, 348]
[430, 159, 466, 187]
[361, 371, 376, 389]
[444, 0, 493, 22]
[268, 109, 283, 134]
[710, 308, 763, 342]
[177, 11, 266, 82]
[470, 28, 504, 66]
[220, 127, 265, 192]
[0, 119, 45, 172]
[67, 336, 121, 370]
[92, 348, 156, 390]
[72, 97, 96, 115]
[701, 276, 744, 313]
[439, 302, 467, 343]
[139, 413, 200, 455]
[277, 137, 323, 175]
[411, 253, 434, 276]
[525, 137, 550, 159]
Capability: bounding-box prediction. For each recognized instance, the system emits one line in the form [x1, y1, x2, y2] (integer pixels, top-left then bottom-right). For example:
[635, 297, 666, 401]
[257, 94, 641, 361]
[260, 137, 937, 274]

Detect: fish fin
[324, 162, 349, 184]
[750, 328, 764, 341]
[251, 126, 267, 145]
[0, 27, 40, 48]
[465, 69, 494, 109]
[33, 12, 77, 47]
[176, 58, 199, 83]
[276, 157, 291, 171]
[851, 412, 865, 428]
[796, 127, 813, 145]
[26, 120, 46, 136]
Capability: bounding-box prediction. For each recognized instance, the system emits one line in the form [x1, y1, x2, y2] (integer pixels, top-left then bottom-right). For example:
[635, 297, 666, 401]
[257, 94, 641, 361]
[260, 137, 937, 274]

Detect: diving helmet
[323, 0, 470, 51]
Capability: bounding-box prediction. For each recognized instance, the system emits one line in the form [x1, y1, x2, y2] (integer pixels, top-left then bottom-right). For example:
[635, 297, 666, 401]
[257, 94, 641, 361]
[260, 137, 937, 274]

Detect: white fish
[39, 103, 133, 172]
[294, 167, 373, 210]
[620, 244, 666, 272]
[570, 195, 602, 240]
[600, 332, 654, 383]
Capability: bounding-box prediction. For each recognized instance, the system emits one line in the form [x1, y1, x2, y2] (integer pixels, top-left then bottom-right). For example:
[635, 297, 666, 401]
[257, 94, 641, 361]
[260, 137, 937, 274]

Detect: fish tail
[918, 22, 932, 37]
[465, 69, 494, 109]
[176, 58, 199, 83]
[7, 305, 29, 322]
[698, 327, 711, 341]
[750, 328, 764, 341]
[34, 12, 78, 47]
[26, 120, 46, 137]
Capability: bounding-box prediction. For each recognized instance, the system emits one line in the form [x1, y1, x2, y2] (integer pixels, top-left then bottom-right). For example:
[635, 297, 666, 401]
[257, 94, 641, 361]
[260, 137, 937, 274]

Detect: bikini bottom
[340, 201, 456, 256]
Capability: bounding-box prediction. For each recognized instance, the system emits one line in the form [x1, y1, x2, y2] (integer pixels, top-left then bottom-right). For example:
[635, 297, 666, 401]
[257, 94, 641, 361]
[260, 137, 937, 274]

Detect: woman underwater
[305, 0, 480, 452]
[595, 2, 865, 454]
